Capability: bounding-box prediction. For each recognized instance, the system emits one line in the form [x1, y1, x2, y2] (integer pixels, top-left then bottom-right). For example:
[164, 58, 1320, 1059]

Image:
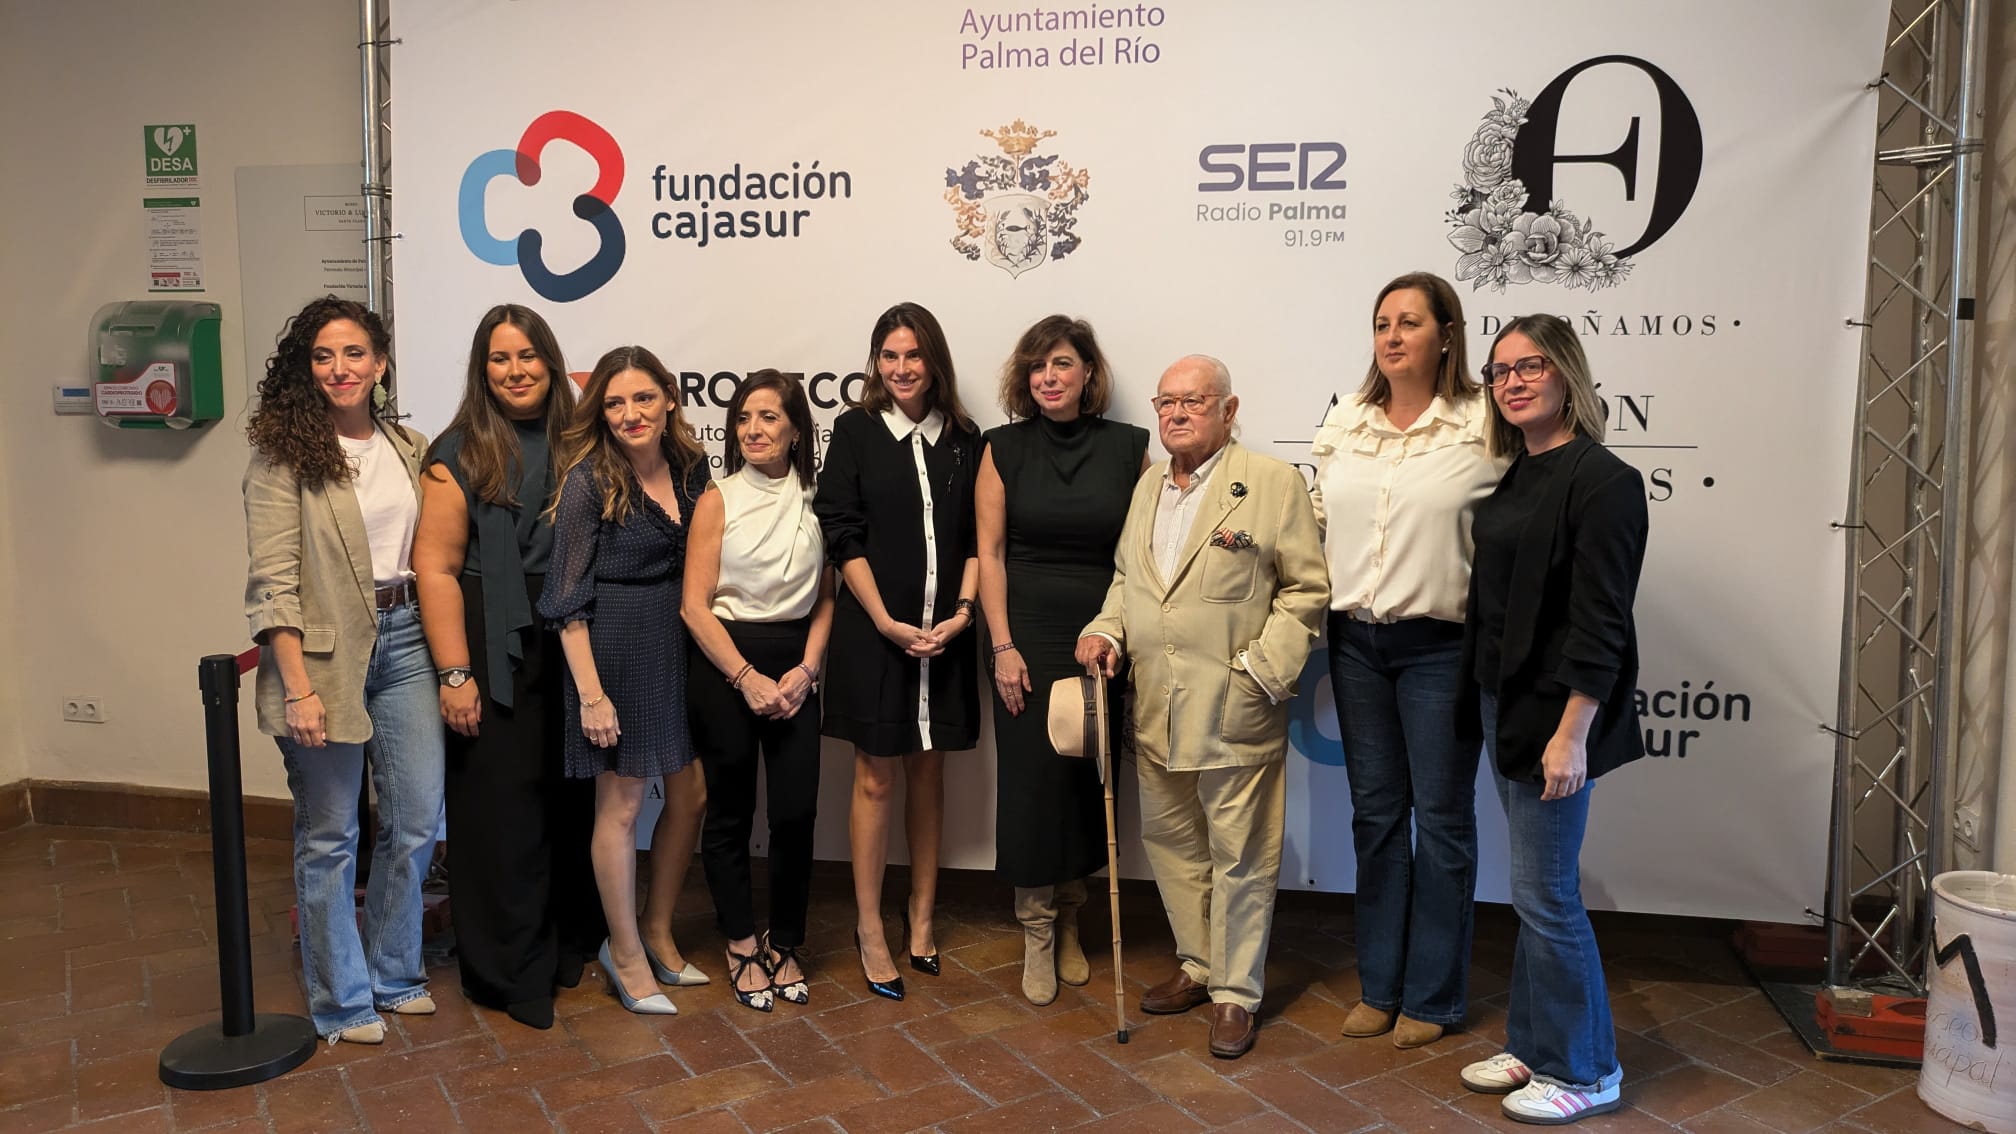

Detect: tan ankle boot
[1015, 886, 1058, 1005]
[1054, 878, 1090, 986]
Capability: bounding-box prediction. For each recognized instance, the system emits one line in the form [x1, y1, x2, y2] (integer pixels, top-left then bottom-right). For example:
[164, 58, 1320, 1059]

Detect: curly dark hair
[246, 296, 394, 487]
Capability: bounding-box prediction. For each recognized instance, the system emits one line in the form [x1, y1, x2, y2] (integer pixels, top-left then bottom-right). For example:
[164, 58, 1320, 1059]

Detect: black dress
[432, 422, 606, 1011]
[538, 457, 711, 778]
[986, 416, 1149, 886]
[815, 406, 983, 756]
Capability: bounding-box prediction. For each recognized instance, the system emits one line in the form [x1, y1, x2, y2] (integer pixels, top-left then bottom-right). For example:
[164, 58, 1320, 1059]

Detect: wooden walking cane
[1094, 666, 1128, 1043]
[1048, 664, 1128, 1043]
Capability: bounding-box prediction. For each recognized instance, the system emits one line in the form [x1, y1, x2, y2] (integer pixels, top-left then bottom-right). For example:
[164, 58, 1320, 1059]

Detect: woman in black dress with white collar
[815, 302, 982, 1001]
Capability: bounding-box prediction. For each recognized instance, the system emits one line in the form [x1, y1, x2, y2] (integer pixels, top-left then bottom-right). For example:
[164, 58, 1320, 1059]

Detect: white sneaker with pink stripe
[1459, 1051, 1532, 1094]
[1499, 1077, 1623, 1125]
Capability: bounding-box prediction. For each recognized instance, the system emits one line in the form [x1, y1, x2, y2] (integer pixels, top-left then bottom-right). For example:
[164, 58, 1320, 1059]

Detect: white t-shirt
[338, 430, 418, 586]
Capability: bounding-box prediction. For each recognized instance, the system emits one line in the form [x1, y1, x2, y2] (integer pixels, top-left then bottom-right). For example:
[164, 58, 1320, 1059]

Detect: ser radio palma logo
[944, 119, 1092, 279]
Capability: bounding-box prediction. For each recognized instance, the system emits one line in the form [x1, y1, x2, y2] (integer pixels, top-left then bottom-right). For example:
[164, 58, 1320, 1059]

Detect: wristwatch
[438, 667, 474, 688]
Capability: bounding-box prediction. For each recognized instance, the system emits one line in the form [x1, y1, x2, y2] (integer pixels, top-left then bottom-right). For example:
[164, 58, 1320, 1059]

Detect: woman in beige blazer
[243, 295, 445, 1045]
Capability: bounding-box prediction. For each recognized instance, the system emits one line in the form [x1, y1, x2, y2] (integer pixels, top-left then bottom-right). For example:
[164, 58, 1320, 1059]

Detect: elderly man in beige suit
[1076, 354, 1327, 1059]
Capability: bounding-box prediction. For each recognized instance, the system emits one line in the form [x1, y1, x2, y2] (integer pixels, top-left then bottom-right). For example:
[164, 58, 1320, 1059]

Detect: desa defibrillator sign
[143, 124, 199, 190]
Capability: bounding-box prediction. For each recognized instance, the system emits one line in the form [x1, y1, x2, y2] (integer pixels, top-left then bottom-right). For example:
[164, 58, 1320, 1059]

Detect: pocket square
[1209, 528, 1254, 550]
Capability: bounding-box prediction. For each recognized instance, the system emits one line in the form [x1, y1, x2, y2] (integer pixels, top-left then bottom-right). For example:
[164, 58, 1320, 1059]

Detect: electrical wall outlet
[62, 697, 106, 724]
[1957, 805, 1983, 851]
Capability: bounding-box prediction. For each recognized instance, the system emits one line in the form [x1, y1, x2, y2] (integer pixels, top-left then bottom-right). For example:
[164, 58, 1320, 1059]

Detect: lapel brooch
[1210, 528, 1255, 550]
[1230, 481, 1247, 497]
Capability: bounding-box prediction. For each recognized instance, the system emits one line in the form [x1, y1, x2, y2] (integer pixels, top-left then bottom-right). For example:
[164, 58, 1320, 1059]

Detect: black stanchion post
[203, 654, 256, 1036]
[159, 653, 318, 1091]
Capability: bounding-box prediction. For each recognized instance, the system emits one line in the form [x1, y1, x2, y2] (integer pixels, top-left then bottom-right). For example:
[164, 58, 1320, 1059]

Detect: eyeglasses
[1480, 355, 1550, 387]
[1149, 393, 1222, 416]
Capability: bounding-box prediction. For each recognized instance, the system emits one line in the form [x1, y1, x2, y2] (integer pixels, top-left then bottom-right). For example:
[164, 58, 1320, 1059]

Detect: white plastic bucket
[1922, 871, 2016, 1132]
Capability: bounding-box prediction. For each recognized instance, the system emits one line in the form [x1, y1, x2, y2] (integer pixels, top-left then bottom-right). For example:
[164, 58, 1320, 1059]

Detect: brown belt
[374, 580, 414, 610]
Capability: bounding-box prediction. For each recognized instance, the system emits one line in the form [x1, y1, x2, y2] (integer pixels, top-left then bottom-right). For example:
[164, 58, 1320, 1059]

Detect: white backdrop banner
[390, 0, 1886, 921]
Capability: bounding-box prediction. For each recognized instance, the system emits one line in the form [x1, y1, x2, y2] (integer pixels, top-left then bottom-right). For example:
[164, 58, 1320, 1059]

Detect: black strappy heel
[764, 932, 809, 1006]
[725, 944, 774, 1013]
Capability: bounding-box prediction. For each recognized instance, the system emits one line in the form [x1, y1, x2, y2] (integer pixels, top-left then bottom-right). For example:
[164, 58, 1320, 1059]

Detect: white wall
[0, 0, 360, 799]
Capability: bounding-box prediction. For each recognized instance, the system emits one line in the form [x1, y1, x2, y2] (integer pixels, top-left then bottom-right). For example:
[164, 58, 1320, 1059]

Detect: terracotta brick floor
[0, 822, 1950, 1133]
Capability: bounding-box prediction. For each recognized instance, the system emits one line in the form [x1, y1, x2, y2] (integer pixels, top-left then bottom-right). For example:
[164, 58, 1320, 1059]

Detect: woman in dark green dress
[975, 315, 1149, 1006]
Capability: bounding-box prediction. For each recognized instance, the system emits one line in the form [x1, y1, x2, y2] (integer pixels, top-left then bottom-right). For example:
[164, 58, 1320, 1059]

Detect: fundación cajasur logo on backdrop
[459, 111, 628, 305]
[944, 119, 1093, 279]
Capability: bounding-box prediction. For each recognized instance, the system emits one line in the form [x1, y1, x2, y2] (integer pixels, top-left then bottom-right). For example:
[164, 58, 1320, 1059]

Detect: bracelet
[730, 663, 755, 690]
[954, 597, 977, 620]
[992, 642, 1018, 655]
[284, 690, 317, 704]
[581, 692, 607, 709]
[796, 662, 818, 684]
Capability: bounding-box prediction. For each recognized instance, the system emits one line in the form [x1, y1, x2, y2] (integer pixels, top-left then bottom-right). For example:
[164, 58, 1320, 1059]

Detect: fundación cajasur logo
[944, 119, 1093, 279]
[1447, 56, 1702, 292]
[459, 110, 627, 304]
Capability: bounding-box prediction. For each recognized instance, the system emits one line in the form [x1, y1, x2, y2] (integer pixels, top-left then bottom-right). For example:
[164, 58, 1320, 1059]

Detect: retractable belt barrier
[157, 651, 317, 1091]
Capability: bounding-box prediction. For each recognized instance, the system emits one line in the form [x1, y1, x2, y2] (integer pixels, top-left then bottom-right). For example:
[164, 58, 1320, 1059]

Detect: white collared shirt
[1310, 393, 1506, 623]
[882, 405, 946, 750]
[1151, 444, 1226, 582]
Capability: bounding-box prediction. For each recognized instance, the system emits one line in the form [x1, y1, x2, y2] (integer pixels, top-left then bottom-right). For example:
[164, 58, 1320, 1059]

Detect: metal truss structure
[359, 0, 395, 327]
[1826, 0, 1988, 996]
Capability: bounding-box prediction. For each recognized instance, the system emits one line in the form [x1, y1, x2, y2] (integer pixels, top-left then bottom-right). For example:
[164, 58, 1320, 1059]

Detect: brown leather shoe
[1208, 1002, 1257, 1059]
[1139, 970, 1211, 1015]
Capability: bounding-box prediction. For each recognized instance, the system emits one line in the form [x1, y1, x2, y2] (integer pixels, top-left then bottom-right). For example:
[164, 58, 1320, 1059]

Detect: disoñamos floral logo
[1446, 90, 1631, 292]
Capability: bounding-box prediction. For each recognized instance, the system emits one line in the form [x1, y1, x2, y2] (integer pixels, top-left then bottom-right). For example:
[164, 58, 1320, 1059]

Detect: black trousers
[444, 573, 606, 1008]
[690, 619, 821, 947]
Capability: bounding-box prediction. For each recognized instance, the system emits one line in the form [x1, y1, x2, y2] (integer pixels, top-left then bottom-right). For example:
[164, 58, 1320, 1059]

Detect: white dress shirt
[1152, 444, 1225, 581]
[711, 463, 823, 622]
[1310, 393, 1505, 624]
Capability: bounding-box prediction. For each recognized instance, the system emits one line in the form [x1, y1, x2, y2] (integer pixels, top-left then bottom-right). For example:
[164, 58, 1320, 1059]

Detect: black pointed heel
[903, 911, 941, 976]
[855, 930, 906, 1001]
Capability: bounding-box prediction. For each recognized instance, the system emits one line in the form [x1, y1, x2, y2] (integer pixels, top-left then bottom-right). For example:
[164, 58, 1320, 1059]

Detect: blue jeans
[1327, 614, 1476, 1024]
[1482, 689, 1619, 1090]
[277, 601, 444, 1038]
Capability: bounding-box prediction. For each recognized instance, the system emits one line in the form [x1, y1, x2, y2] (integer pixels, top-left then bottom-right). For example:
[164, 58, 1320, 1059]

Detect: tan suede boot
[1054, 878, 1091, 986]
[1015, 886, 1059, 1005]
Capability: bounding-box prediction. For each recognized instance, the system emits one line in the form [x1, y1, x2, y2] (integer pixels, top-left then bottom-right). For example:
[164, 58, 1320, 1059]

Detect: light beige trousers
[1136, 755, 1285, 1013]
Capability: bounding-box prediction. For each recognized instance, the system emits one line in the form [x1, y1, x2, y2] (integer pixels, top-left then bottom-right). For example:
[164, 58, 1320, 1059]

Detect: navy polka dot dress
[538, 459, 711, 779]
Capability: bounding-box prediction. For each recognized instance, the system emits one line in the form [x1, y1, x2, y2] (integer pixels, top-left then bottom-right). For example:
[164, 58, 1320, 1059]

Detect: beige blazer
[243, 422, 427, 743]
[1083, 442, 1328, 771]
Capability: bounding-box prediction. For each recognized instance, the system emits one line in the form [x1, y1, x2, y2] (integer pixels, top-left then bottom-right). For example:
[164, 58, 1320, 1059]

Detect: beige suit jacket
[243, 422, 427, 743]
[1083, 442, 1328, 771]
